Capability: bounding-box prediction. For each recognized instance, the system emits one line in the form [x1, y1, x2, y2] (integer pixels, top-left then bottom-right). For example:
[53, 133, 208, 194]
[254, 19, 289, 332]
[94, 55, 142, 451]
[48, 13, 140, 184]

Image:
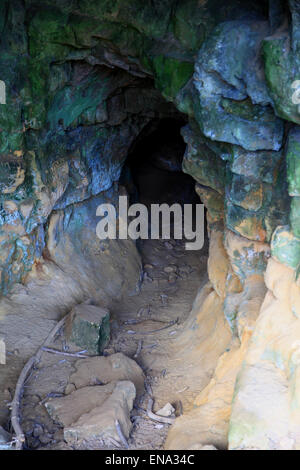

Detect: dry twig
[41, 347, 89, 358]
[132, 318, 179, 336]
[133, 340, 143, 359]
[10, 317, 66, 450]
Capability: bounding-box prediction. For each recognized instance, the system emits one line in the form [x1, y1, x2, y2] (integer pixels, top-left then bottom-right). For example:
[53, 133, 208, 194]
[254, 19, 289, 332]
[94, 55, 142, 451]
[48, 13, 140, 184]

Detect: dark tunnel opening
[120, 118, 208, 246]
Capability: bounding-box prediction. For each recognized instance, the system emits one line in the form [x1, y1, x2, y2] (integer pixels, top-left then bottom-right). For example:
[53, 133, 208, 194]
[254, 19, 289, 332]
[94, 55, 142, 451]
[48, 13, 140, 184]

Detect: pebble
[157, 403, 175, 417]
[33, 423, 44, 438]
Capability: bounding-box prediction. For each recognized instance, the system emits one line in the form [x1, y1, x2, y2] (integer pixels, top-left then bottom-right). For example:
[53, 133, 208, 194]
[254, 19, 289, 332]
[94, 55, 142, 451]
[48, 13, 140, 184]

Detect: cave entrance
[120, 118, 207, 247]
[106, 118, 210, 450]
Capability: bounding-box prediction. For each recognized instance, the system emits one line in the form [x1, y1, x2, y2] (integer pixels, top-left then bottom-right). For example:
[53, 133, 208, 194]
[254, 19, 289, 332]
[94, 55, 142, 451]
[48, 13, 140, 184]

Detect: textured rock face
[0, 0, 285, 294]
[165, 228, 267, 449]
[45, 185, 142, 304]
[228, 257, 300, 450]
[1, 0, 300, 451]
[193, 20, 284, 151]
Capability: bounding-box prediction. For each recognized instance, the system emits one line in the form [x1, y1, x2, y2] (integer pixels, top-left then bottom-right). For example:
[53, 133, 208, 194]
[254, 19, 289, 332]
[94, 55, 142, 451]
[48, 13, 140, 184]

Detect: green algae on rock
[66, 304, 110, 355]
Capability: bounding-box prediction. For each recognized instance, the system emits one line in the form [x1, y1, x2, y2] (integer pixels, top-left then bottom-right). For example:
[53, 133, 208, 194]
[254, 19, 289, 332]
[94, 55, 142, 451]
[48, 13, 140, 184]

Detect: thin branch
[133, 340, 143, 359]
[131, 318, 179, 336]
[41, 347, 89, 358]
[10, 317, 66, 450]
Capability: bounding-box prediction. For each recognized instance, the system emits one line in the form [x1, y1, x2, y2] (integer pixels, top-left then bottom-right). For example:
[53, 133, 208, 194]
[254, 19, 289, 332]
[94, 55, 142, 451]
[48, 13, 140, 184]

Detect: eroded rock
[64, 381, 136, 446]
[66, 353, 145, 396]
[194, 20, 284, 151]
[45, 384, 116, 427]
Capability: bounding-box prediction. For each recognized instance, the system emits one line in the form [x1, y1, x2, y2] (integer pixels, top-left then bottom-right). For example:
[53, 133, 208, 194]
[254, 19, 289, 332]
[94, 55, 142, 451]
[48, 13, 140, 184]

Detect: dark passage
[120, 118, 207, 244]
[122, 118, 199, 208]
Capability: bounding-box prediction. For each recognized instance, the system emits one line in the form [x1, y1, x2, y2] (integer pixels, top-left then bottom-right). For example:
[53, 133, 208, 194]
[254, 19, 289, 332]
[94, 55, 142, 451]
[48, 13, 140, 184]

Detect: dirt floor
[0, 235, 208, 450]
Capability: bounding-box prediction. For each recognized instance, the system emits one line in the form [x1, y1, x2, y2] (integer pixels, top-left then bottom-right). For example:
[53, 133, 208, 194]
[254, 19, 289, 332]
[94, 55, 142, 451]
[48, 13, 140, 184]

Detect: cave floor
[0, 236, 208, 450]
[109, 237, 208, 450]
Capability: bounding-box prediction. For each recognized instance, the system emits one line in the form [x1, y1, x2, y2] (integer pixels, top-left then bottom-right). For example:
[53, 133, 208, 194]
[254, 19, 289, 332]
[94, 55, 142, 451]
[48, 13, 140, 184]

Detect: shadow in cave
[120, 118, 208, 249]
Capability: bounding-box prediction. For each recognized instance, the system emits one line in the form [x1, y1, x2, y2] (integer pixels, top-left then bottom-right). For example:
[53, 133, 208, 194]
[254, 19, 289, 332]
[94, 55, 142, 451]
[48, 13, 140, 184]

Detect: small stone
[156, 403, 175, 417]
[33, 423, 44, 438]
[103, 347, 115, 356]
[65, 383, 76, 395]
[3, 388, 11, 400]
[65, 304, 110, 355]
